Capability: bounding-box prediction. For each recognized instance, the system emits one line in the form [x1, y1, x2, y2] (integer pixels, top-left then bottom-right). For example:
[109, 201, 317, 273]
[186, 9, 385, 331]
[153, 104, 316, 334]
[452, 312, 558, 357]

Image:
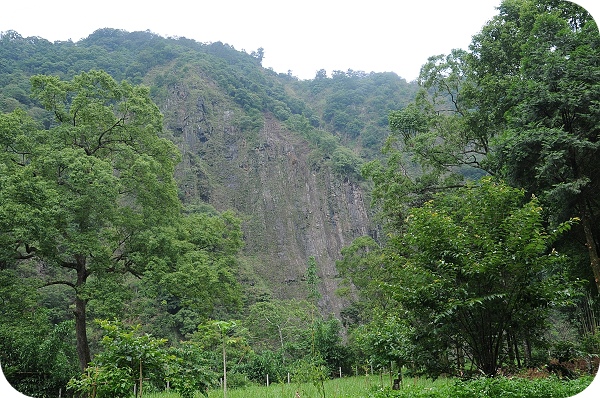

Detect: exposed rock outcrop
[158, 72, 373, 317]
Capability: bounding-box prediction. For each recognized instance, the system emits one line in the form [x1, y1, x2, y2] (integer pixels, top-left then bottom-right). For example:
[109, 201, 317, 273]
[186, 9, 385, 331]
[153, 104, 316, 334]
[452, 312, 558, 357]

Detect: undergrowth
[368, 375, 595, 398]
[143, 374, 596, 398]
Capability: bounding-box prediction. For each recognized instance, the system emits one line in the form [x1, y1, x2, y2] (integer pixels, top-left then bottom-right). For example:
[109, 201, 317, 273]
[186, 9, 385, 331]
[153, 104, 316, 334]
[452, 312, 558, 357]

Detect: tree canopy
[342, 0, 600, 380]
[373, 0, 600, 292]
[1, 1, 600, 394]
[0, 71, 242, 375]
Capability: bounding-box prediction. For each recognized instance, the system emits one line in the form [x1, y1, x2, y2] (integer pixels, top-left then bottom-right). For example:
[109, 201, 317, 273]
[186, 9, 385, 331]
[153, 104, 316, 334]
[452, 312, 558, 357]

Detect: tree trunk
[392, 362, 402, 390]
[139, 359, 143, 398]
[524, 337, 532, 366]
[514, 337, 521, 368]
[74, 295, 91, 371]
[278, 326, 285, 363]
[74, 261, 91, 371]
[582, 210, 600, 292]
[222, 334, 227, 398]
[506, 332, 515, 368]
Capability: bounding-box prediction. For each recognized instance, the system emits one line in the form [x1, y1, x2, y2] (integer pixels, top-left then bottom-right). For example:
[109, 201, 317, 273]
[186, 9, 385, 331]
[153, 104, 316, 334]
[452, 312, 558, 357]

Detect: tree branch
[41, 280, 76, 289]
[61, 261, 80, 270]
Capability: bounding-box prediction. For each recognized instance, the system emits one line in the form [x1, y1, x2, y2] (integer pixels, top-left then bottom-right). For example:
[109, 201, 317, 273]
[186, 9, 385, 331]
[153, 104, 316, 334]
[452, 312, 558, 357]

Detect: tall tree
[463, 0, 600, 291]
[487, 1, 600, 290]
[0, 70, 181, 371]
[245, 299, 314, 358]
[383, 0, 600, 291]
[389, 178, 577, 375]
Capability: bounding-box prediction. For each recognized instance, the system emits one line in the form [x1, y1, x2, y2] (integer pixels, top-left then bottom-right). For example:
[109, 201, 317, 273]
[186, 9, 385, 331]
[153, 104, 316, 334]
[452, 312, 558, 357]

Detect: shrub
[67, 365, 132, 398]
[240, 350, 287, 384]
[367, 376, 594, 398]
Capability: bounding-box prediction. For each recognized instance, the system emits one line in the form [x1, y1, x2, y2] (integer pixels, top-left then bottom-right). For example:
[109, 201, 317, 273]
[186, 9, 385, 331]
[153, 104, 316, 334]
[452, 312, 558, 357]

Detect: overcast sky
[2, 1, 597, 81]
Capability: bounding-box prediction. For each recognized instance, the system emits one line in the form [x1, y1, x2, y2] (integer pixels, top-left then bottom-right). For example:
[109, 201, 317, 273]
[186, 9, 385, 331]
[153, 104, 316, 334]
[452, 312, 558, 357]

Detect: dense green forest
[1, 1, 599, 397]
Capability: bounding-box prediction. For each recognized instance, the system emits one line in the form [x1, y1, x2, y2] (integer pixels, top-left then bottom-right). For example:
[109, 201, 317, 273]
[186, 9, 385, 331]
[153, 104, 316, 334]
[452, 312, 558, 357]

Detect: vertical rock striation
[159, 73, 373, 317]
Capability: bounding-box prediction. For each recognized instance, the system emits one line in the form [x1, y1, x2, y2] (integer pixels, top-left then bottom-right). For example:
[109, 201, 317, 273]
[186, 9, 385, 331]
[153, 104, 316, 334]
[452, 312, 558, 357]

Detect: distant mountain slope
[0, 28, 418, 316]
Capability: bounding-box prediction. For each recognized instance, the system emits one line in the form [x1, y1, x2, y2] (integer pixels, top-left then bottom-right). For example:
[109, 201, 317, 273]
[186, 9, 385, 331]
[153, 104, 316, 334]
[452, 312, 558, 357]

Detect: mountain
[0, 28, 419, 317]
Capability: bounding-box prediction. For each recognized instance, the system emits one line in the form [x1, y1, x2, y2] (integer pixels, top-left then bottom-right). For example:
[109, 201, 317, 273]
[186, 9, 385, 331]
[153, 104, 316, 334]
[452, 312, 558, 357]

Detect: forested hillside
[0, 27, 418, 318]
[0, 26, 419, 396]
[2, 1, 600, 397]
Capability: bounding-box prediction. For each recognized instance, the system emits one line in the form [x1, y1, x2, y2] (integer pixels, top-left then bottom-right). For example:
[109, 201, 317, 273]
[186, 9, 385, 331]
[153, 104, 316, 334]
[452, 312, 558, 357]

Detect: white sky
[2, 0, 597, 81]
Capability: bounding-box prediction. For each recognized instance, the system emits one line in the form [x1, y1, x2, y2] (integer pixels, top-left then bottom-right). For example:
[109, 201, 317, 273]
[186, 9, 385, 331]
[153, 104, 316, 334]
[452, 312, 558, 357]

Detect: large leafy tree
[136, 208, 244, 339]
[245, 299, 314, 357]
[352, 314, 412, 385]
[0, 70, 181, 371]
[486, 1, 600, 290]
[345, 0, 598, 380]
[389, 178, 577, 376]
[381, 0, 600, 292]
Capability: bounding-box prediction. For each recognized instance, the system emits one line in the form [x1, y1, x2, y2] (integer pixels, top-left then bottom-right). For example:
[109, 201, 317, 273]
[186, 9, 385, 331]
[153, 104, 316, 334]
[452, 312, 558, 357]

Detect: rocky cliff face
[154, 68, 374, 316]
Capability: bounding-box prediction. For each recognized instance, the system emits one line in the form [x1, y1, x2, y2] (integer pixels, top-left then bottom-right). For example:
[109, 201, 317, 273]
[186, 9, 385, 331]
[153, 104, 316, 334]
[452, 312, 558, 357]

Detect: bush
[240, 350, 287, 384]
[67, 365, 132, 398]
[551, 340, 579, 362]
[452, 376, 593, 398]
[367, 376, 594, 398]
[167, 343, 217, 398]
[368, 383, 454, 398]
[581, 331, 600, 356]
[226, 371, 253, 389]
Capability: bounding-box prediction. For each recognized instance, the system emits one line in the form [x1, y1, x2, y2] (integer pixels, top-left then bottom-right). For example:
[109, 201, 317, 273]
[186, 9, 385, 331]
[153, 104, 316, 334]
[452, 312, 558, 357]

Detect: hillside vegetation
[1, 1, 599, 396]
[0, 27, 418, 318]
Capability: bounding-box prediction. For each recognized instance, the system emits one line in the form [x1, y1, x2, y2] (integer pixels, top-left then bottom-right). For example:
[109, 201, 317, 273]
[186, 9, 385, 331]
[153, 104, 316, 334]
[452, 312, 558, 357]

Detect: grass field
[142, 375, 446, 398]
[142, 373, 595, 398]
[206, 375, 448, 398]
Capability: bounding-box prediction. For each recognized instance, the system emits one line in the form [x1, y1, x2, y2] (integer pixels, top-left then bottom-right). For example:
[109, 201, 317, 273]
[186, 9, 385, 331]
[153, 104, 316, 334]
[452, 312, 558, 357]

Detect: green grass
[142, 374, 595, 398]
[143, 375, 448, 398]
[368, 375, 595, 398]
[207, 374, 412, 398]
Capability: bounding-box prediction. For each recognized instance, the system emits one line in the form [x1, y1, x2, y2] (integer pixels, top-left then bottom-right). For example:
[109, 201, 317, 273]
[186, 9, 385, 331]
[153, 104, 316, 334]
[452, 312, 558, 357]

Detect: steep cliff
[0, 29, 416, 318]
[154, 65, 375, 316]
